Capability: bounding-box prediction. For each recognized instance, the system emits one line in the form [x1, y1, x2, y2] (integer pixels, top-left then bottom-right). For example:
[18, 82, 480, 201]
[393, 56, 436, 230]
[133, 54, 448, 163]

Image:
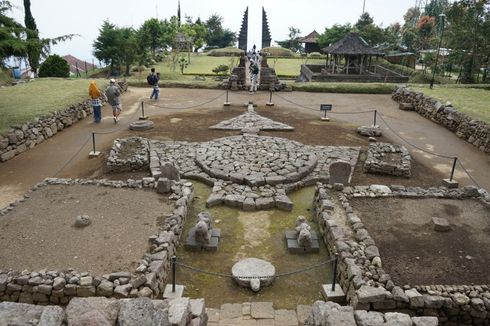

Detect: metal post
[266, 89, 274, 106]
[331, 253, 338, 291]
[141, 101, 145, 118]
[224, 90, 230, 106]
[450, 157, 457, 181]
[373, 110, 377, 126]
[92, 133, 96, 154]
[323, 110, 327, 120]
[172, 256, 176, 292]
[84, 61, 88, 77]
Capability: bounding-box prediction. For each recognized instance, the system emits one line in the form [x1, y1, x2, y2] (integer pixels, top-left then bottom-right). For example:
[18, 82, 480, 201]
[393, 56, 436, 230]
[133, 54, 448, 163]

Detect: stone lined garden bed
[364, 142, 411, 177]
[312, 183, 490, 325]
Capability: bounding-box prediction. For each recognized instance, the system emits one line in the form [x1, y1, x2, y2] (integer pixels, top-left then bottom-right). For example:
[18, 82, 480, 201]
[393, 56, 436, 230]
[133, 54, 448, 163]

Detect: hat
[109, 78, 116, 83]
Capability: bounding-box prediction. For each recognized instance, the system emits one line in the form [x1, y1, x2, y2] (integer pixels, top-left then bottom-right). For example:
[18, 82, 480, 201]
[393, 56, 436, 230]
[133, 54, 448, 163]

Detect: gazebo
[322, 32, 384, 75]
[298, 30, 321, 53]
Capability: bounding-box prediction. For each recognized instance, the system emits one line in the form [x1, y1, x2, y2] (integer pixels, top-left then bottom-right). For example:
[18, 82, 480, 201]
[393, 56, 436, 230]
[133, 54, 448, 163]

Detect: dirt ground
[0, 184, 172, 275]
[350, 197, 490, 285]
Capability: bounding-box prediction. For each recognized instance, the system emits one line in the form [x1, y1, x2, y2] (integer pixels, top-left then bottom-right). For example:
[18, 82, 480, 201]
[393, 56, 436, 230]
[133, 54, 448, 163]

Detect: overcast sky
[9, 0, 418, 63]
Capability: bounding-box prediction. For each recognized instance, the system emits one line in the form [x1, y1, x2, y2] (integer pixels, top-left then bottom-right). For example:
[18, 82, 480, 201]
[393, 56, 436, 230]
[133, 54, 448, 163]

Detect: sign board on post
[320, 104, 332, 121]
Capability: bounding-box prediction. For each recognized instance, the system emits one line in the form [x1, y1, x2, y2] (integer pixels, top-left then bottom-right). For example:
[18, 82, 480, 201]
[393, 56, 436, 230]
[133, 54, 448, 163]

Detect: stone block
[275, 309, 298, 326]
[219, 303, 242, 320]
[329, 161, 352, 186]
[406, 288, 425, 308]
[275, 195, 293, 211]
[357, 285, 388, 303]
[157, 178, 172, 194]
[255, 197, 275, 210]
[163, 284, 184, 300]
[354, 310, 385, 326]
[38, 306, 65, 326]
[432, 217, 451, 232]
[287, 238, 320, 254]
[251, 302, 274, 319]
[321, 284, 346, 304]
[442, 178, 459, 188]
[412, 316, 439, 326]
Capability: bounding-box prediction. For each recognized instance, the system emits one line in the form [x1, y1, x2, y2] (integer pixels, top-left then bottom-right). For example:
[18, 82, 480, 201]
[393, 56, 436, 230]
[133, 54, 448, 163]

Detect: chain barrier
[174, 257, 335, 280]
[274, 93, 376, 115]
[53, 134, 92, 177]
[142, 91, 225, 110]
[458, 161, 481, 188]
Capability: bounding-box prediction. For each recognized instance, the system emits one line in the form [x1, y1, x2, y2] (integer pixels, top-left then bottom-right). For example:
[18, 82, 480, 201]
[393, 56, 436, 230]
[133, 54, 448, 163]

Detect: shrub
[308, 52, 323, 58]
[261, 47, 297, 57]
[38, 55, 70, 78]
[212, 64, 229, 75]
[207, 47, 244, 57]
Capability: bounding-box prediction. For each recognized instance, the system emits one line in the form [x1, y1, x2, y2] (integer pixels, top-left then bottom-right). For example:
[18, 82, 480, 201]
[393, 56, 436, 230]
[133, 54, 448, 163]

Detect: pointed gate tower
[261, 7, 271, 48]
[238, 7, 248, 52]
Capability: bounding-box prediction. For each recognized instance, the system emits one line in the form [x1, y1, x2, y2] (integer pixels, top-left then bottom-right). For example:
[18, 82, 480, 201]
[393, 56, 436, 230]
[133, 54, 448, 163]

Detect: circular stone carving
[195, 135, 317, 186]
[129, 120, 154, 131]
[232, 258, 275, 292]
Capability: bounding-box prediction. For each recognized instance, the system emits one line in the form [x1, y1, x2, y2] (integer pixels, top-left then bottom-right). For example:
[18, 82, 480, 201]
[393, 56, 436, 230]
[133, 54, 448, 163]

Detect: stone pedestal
[285, 231, 319, 253]
[185, 227, 221, 252]
[442, 178, 459, 188]
[89, 151, 100, 158]
[163, 284, 185, 299]
[321, 284, 346, 304]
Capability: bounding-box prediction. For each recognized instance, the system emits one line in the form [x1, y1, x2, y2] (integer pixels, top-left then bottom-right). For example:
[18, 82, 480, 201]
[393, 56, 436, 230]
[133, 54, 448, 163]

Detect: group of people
[88, 79, 122, 124]
[87, 67, 161, 124]
[248, 45, 261, 93]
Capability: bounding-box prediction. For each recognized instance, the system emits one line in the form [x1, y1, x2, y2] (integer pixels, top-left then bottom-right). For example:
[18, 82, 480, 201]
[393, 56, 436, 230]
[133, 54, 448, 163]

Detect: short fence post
[331, 253, 338, 291]
[172, 256, 176, 292]
[89, 132, 100, 158]
[266, 89, 274, 106]
[139, 101, 148, 120]
[224, 90, 230, 106]
[373, 110, 377, 126]
[450, 157, 457, 181]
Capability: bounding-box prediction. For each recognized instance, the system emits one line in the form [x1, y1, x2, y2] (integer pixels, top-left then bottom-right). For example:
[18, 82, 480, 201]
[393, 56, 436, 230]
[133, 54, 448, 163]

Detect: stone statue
[295, 216, 312, 248]
[194, 211, 212, 244]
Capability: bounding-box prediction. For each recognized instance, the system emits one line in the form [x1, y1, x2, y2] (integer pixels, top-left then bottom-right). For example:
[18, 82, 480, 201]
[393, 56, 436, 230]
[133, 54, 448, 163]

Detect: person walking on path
[147, 68, 160, 100]
[88, 80, 104, 123]
[105, 79, 122, 123]
[249, 60, 259, 93]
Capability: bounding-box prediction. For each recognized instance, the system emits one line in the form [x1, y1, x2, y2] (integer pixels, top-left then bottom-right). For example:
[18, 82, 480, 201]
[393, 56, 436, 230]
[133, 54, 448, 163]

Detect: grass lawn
[293, 82, 397, 94]
[410, 86, 490, 124]
[0, 78, 108, 134]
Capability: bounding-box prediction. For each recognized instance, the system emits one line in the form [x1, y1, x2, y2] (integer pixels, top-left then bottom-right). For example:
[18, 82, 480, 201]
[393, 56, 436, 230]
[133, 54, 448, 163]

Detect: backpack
[252, 64, 259, 75]
[147, 74, 157, 86]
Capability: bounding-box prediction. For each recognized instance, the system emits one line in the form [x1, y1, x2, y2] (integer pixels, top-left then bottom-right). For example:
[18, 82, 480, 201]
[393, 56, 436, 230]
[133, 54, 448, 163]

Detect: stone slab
[163, 284, 184, 300]
[442, 178, 459, 188]
[322, 284, 346, 304]
[250, 302, 274, 319]
[287, 239, 320, 254]
[432, 216, 451, 232]
[285, 230, 318, 240]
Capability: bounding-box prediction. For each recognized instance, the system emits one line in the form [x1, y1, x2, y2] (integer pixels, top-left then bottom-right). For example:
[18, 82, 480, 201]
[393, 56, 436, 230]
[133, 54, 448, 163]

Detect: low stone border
[0, 101, 94, 163]
[107, 136, 149, 172]
[0, 176, 194, 306]
[0, 296, 207, 326]
[306, 300, 439, 325]
[392, 86, 490, 154]
[364, 142, 411, 177]
[312, 183, 490, 325]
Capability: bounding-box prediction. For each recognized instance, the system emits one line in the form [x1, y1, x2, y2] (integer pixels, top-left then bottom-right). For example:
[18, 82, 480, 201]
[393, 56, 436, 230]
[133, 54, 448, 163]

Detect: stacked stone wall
[312, 183, 490, 325]
[0, 176, 193, 306]
[0, 102, 93, 163]
[107, 136, 149, 172]
[392, 86, 490, 154]
[364, 142, 411, 177]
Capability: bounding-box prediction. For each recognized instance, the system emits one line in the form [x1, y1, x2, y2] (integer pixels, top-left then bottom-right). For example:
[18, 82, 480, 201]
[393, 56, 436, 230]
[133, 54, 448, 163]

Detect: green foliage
[207, 47, 243, 57]
[38, 54, 69, 77]
[275, 26, 304, 53]
[23, 0, 40, 72]
[317, 24, 352, 48]
[308, 52, 323, 58]
[211, 64, 228, 75]
[204, 14, 236, 48]
[354, 12, 385, 47]
[178, 56, 188, 74]
[261, 47, 296, 57]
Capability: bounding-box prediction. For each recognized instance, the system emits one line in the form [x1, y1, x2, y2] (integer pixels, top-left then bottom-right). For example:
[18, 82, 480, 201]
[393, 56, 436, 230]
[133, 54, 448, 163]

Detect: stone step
[206, 302, 311, 326]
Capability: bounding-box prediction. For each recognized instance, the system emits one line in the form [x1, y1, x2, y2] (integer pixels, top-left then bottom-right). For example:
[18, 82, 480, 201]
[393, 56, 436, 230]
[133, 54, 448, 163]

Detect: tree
[355, 12, 374, 31]
[38, 54, 68, 77]
[0, 1, 27, 63]
[23, 0, 40, 74]
[354, 12, 385, 47]
[138, 18, 165, 60]
[204, 14, 236, 48]
[425, 0, 450, 18]
[276, 26, 303, 53]
[317, 23, 352, 48]
[93, 20, 122, 75]
[383, 23, 402, 51]
[119, 27, 138, 76]
[415, 15, 437, 50]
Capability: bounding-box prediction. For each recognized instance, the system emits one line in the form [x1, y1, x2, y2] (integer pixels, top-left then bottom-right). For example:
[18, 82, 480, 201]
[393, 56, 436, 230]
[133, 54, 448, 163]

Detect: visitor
[88, 80, 103, 123]
[105, 79, 122, 124]
[147, 67, 160, 100]
[150, 72, 161, 100]
[249, 61, 259, 93]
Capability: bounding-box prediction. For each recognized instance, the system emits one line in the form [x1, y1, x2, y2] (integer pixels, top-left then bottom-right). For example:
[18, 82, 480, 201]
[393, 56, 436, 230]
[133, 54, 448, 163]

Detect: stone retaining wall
[107, 136, 149, 172]
[0, 296, 207, 326]
[392, 86, 490, 154]
[0, 101, 93, 163]
[306, 300, 439, 325]
[364, 142, 411, 177]
[0, 176, 193, 306]
[312, 183, 490, 325]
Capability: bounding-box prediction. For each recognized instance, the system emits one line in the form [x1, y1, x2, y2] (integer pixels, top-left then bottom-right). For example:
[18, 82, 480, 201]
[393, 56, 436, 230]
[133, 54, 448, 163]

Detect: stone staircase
[206, 302, 311, 326]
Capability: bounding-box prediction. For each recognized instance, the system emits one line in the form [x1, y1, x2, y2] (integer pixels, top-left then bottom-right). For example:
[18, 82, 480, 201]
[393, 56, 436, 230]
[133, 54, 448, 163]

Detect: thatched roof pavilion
[322, 32, 384, 75]
[299, 30, 320, 53]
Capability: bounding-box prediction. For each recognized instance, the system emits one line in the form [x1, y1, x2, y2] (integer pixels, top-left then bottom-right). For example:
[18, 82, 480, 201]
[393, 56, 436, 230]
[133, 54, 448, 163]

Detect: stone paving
[149, 136, 360, 211]
[206, 302, 311, 326]
[209, 103, 294, 132]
